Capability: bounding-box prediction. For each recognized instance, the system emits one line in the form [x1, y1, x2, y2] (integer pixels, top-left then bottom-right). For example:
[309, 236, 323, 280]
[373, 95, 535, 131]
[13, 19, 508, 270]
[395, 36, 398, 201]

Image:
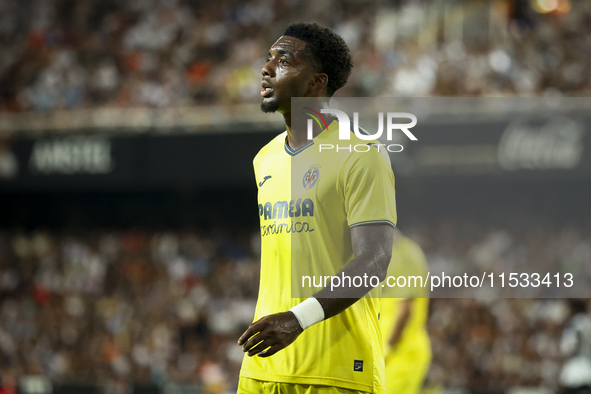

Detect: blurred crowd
[0, 220, 590, 392]
[427, 297, 586, 391]
[0, 228, 260, 393]
[1, 0, 591, 113]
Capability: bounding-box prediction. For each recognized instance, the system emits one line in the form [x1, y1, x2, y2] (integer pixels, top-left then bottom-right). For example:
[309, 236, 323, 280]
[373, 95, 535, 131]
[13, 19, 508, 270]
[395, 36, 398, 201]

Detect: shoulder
[324, 121, 381, 145]
[339, 138, 392, 177]
[406, 236, 424, 252]
[331, 121, 391, 165]
[254, 131, 287, 166]
[400, 236, 428, 264]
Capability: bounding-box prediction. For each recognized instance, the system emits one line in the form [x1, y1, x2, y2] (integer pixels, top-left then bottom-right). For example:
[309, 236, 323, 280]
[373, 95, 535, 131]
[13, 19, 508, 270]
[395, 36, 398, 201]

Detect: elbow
[355, 241, 392, 284]
[375, 249, 392, 282]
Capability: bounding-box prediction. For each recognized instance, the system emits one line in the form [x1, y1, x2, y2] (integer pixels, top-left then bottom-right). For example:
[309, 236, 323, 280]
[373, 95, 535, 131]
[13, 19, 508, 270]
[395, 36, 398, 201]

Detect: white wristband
[289, 297, 325, 330]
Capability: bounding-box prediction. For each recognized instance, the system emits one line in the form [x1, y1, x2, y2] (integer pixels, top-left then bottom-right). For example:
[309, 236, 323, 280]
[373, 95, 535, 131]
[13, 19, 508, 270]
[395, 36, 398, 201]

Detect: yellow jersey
[380, 236, 431, 394]
[239, 120, 397, 393]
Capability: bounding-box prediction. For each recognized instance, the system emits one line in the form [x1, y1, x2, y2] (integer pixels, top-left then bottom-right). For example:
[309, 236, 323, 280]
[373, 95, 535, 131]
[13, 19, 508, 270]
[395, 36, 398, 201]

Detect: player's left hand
[238, 311, 303, 357]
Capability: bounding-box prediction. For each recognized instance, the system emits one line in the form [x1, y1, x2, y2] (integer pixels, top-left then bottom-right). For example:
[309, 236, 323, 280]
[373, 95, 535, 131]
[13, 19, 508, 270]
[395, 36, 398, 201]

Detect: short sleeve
[340, 146, 397, 228]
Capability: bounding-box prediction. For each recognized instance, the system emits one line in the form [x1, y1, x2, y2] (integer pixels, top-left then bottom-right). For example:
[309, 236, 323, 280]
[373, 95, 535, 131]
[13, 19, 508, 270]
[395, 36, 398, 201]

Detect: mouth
[261, 81, 274, 97]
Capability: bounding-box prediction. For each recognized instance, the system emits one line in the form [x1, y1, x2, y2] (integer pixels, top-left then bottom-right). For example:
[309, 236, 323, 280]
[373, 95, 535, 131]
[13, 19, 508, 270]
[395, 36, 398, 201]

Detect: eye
[279, 58, 288, 65]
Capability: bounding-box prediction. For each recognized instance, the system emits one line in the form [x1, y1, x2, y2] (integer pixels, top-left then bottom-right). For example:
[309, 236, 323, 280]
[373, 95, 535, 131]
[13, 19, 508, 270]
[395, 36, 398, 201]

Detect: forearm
[314, 251, 390, 320]
[388, 299, 412, 347]
[289, 224, 394, 331]
[240, 251, 391, 358]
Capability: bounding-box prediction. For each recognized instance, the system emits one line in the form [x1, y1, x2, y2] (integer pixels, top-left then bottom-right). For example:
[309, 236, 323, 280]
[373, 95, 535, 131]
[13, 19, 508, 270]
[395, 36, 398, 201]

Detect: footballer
[381, 229, 431, 394]
[237, 23, 397, 393]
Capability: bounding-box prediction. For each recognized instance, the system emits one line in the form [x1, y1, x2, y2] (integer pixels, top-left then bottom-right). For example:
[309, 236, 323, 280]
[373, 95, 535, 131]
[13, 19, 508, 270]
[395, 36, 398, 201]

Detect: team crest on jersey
[303, 166, 320, 189]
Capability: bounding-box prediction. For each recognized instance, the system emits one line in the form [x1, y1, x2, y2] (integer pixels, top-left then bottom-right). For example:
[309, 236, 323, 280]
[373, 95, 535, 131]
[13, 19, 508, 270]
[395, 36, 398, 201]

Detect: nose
[261, 60, 273, 77]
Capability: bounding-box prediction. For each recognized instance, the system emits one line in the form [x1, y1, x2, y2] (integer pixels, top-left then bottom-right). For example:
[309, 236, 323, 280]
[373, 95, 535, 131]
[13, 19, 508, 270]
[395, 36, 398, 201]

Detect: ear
[307, 73, 328, 95]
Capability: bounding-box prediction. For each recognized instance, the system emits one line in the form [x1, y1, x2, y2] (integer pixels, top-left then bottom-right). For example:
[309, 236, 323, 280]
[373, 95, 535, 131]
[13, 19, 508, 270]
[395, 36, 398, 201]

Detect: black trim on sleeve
[349, 220, 396, 229]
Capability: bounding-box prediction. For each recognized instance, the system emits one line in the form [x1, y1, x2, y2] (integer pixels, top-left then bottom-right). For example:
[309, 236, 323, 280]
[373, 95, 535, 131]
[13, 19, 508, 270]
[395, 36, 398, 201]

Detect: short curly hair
[284, 22, 353, 97]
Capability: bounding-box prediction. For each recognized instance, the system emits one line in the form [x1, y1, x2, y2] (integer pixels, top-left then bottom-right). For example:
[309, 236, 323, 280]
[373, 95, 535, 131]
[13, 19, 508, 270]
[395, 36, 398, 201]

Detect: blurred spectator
[1, 0, 590, 113]
[559, 300, 591, 394]
[0, 215, 590, 390]
[0, 227, 258, 389]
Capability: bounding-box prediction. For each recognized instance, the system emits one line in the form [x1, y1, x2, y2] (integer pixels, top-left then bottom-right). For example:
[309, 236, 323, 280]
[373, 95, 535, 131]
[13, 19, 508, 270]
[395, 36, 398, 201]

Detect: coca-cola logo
[498, 117, 585, 171]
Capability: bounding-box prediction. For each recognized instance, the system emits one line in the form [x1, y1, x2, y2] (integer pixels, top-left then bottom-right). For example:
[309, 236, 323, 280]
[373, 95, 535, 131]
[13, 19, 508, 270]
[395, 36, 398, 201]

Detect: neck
[285, 99, 330, 150]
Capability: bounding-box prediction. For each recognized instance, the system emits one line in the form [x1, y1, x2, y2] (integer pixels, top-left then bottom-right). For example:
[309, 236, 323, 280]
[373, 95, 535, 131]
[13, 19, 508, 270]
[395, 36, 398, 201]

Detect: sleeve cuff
[349, 220, 396, 229]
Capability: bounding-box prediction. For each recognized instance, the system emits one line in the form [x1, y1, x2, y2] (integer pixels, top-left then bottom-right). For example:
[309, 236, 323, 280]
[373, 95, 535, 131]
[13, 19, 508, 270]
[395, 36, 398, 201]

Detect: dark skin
[388, 299, 412, 348]
[259, 36, 330, 149]
[238, 36, 394, 358]
[387, 232, 412, 349]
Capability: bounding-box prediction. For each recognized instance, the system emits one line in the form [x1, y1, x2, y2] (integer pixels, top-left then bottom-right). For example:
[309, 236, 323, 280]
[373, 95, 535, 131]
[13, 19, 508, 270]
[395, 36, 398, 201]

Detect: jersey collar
[284, 140, 314, 156]
[284, 120, 338, 156]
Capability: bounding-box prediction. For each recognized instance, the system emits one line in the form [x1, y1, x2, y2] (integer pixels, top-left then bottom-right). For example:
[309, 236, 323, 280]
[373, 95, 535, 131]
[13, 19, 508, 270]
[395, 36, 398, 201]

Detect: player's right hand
[238, 311, 304, 357]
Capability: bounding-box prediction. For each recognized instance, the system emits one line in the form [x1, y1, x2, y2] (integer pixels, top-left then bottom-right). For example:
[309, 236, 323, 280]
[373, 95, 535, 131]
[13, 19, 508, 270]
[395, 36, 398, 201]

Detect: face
[260, 36, 319, 114]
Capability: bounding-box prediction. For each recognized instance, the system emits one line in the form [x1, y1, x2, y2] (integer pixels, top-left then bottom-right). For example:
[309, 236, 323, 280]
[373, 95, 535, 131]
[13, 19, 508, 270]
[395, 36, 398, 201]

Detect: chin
[260, 99, 278, 113]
